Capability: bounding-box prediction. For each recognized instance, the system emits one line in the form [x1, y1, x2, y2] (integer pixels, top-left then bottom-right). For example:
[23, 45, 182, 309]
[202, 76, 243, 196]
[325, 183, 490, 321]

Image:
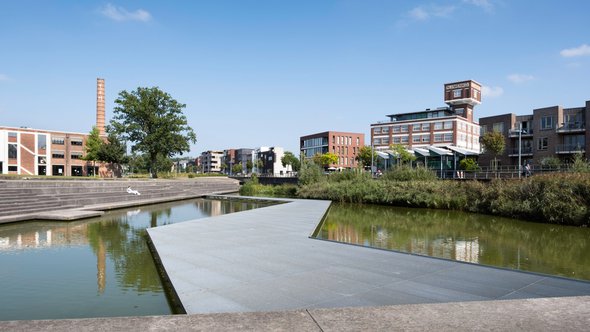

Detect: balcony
[508, 128, 533, 138]
[507, 147, 533, 157]
[556, 122, 585, 133]
[556, 144, 585, 154]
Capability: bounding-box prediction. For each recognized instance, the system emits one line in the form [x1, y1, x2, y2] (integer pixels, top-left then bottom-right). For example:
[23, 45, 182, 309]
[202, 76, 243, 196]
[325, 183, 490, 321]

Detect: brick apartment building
[369, 80, 481, 172]
[479, 100, 590, 168]
[0, 78, 106, 176]
[300, 131, 365, 169]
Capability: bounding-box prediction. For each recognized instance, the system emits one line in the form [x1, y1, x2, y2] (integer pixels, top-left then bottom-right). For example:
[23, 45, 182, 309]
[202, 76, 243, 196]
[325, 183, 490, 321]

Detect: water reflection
[318, 203, 590, 280]
[0, 198, 274, 321]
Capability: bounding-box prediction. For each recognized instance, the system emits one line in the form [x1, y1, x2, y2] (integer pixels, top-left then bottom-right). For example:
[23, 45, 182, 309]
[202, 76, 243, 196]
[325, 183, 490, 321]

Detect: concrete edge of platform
[2, 296, 589, 332]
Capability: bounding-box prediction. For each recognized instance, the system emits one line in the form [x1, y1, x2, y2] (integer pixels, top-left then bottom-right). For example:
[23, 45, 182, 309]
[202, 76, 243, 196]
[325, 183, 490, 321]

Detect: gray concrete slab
[147, 197, 590, 314]
[2, 296, 589, 331]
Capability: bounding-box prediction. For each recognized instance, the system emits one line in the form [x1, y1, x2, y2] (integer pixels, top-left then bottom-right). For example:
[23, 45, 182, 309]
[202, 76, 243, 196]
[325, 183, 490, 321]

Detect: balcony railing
[507, 147, 533, 156]
[556, 122, 585, 133]
[556, 144, 585, 154]
[508, 129, 533, 137]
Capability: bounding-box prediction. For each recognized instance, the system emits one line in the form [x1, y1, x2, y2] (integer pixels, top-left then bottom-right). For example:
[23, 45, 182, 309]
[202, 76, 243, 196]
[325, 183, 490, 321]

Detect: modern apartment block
[300, 131, 365, 169]
[479, 100, 590, 167]
[0, 78, 106, 176]
[370, 80, 481, 170]
[198, 150, 224, 173]
[255, 146, 290, 175]
[222, 148, 254, 174]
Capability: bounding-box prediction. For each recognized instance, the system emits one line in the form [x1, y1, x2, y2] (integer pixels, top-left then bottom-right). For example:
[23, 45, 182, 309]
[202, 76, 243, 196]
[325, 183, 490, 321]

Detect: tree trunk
[150, 153, 158, 178]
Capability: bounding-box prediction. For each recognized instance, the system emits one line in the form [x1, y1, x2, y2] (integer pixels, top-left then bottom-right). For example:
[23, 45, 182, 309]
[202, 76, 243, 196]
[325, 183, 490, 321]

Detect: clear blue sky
[1, 1, 589, 156]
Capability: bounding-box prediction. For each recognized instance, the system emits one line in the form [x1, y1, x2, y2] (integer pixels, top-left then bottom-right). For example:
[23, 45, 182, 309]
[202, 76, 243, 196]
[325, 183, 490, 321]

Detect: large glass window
[434, 134, 443, 142]
[422, 123, 430, 131]
[400, 125, 409, 132]
[38, 134, 47, 151]
[540, 116, 553, 130]
[444, 133, 453, 142]
[493, 122, 504, 133]
[434, 122, 443, 130]
[412, 124, 421, 132]
[444, 121, 453, 130]
[8, 144, 17, 159]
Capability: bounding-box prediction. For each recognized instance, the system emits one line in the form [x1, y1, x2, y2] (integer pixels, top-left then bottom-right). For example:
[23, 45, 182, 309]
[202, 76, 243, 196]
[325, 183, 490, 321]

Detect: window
[453, 89, 462, 98]
[8, 166, 18, 172]
[444, 121, 453, 130]
[473, 89, 480, 99]
[38, 134, 47, 151]
[71, 153, 83, 160]
[382, 127, 390, 134]
[493, 122, 504, 133]
[393, 137, 401, 144]
[374, 127, 381, 134]
[481, 125, 488, 135]
[400, 136, 409, 143]
[8, 132, 17, 138]
[71, 140, 83, 146]
[434, 134, 443, 142]
[455, 108, 465, 116]
[38, 156, 47, 164]
[422, 135, 430, 143]
[412, 124, 421, 132]
[400, 125, 408, 132]
[412, 136, 421, 143]
[373, 138, 381, 145]
[8, 144, 17, 159]
[392, 126, 400, 133]
[356, 137, 360, 145]
[444, 133, 453, 142]
[540, 116, 553, 130]
[382, 137, 390, 145]
[422, 123, 430, 131]
[434, 122, 443, 130]
[332, 136, 335, 144]
[537, 137, 548, 150]
[52, 137, 65, 145]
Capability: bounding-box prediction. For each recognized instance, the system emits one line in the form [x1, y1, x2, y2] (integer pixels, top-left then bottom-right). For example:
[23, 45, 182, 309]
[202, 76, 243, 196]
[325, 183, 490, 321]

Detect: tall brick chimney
[96, 78, 106, 136]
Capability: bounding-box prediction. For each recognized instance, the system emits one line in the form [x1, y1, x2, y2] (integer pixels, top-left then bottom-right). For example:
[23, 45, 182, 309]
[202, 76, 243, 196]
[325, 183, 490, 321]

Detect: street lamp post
[518, 122, 522, 179]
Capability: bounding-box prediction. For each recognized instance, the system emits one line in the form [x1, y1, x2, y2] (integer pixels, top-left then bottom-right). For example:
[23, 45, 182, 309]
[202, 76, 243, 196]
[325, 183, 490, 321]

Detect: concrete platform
[2, 296, 589, 331]
[146, 197, 590, 314]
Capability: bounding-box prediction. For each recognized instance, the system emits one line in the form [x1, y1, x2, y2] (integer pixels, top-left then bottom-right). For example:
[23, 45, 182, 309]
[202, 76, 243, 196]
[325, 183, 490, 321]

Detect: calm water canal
[0, 198, 273, 321]
[316, 203, 590, 281]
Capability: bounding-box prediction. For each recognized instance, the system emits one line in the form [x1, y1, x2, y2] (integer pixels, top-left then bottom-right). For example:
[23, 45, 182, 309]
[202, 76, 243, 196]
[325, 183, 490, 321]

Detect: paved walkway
[146, 197, 590, 314]
[2, 296, 589, 331]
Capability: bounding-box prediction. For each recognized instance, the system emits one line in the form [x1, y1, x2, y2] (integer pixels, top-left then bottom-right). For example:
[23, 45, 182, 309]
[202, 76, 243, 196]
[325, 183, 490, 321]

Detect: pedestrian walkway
[147, 197, 590, 314]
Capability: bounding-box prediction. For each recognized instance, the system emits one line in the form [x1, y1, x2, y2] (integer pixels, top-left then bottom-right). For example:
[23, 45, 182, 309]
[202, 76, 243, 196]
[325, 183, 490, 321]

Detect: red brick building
[0, 78, 106, 176]
[300, 131, 365, 169]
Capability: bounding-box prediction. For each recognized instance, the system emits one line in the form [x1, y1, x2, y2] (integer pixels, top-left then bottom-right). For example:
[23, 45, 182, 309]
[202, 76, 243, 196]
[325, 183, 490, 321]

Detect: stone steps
[0, 178, 240, 222]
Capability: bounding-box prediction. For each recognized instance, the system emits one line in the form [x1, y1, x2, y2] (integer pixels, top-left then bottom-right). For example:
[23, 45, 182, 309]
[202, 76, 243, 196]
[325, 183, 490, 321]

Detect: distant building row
[197, 147, 293, 176]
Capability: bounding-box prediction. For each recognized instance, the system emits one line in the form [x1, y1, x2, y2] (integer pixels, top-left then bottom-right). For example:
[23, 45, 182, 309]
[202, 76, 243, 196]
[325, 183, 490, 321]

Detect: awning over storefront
[446, 145, 479, 156]
[428, 146, 453, 156]
[413, 147, 431, 157]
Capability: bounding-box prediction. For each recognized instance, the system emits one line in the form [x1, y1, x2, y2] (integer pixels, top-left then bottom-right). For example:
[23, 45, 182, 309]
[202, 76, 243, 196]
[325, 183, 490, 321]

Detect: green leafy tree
[481, 131, 505, 171]
[246, 160, 253, 174]
[312, 152, 338, 168]
[391, 144, 416, 166]
[298, 160, 325, 185]
[355, 146, 377, 167]
[459, 158, 479, 171]
[110, 87, 197, 178]
[83, 126, 103, 176]
[281, 151, 301, 172]
[232, 163, 243, 174]
[98, 130, 127, 164]
[571, 153, 589, 172]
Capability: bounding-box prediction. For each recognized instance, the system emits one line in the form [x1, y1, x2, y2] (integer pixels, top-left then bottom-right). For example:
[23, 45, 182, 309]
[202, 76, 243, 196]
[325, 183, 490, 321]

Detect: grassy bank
[297, 171, 590, 226]
[241, 166, 590, 226]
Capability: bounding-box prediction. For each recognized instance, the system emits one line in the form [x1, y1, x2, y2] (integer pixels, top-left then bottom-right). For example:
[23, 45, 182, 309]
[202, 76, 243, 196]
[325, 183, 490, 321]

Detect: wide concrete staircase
[0, 178, 239, 222]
